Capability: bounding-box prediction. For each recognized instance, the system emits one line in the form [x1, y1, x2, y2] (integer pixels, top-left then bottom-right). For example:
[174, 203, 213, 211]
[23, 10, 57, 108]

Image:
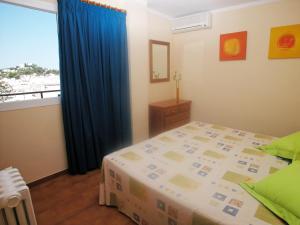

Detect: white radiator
[0, 167, 37, 225]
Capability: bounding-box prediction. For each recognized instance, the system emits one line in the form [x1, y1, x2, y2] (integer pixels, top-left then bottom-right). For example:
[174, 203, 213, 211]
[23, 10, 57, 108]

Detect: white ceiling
[147, 0, 268, 18]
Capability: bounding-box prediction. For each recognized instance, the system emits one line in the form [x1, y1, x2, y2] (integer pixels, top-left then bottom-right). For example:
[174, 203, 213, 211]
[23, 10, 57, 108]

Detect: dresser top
[149, 99, 191, 108]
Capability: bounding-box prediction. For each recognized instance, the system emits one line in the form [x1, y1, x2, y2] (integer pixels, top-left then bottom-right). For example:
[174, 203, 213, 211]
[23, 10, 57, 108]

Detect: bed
[99, 121, 287, 225]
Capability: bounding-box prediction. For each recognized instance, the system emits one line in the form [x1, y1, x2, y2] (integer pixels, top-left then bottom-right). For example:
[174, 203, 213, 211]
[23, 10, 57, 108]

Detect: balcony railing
[0, 90, 60, 101]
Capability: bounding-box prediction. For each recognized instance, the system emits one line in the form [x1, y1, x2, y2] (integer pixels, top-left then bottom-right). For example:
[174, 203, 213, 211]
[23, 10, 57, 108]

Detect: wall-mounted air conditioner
[171, 12, 212, 33]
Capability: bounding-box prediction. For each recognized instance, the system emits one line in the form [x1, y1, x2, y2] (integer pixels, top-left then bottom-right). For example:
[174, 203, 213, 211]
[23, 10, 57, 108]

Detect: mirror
[149, 40, 170, 83]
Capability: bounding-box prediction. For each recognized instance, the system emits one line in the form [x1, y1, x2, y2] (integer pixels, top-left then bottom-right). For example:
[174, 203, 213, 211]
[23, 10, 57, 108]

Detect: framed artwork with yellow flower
[219, 31, 247, 61]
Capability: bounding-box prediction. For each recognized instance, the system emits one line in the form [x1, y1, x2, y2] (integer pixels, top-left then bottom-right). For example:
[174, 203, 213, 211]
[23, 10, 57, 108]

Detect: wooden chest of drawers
[149, 99, 191, 137]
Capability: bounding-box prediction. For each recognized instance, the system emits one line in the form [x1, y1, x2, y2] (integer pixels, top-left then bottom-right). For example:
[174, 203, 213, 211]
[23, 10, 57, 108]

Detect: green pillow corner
[240, 161, 300, 225]
[293, 151, 300, 161]
[258, 131, 300, 160]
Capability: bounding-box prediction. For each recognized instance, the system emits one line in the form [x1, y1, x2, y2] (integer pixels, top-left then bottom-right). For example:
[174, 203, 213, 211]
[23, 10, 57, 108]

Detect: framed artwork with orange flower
[219, 31, 247, 61]
[268, 24, 300, 59]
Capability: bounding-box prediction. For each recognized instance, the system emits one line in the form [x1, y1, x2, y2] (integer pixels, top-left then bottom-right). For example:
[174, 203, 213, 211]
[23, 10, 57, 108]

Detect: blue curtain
[57, 0, 132, 174]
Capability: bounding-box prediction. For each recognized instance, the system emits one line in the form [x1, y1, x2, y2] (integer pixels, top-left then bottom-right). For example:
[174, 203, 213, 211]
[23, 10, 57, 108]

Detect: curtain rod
[81, 0, 127, 14]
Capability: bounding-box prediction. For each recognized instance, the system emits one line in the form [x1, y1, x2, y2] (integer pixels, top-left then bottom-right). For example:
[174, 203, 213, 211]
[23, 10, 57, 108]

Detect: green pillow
[259, 132, 300, 160]
[294, 152, 300, 161]
[240, 161, 300, 225]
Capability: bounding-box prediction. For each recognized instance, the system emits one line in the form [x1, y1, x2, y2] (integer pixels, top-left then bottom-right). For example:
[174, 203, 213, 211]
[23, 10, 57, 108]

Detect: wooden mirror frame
[149, 40, 170, 83]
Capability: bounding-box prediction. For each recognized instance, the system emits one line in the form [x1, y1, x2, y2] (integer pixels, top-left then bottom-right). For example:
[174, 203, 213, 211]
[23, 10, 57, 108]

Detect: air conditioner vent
[172, 12, 212, 33]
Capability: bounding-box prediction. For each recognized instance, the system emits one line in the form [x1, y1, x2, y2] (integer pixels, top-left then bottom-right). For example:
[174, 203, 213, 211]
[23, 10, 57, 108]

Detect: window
[0, 2, 60, 104]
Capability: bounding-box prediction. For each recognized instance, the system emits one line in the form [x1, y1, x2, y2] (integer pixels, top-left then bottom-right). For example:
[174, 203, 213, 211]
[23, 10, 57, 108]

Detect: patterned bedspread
[99, 122, 287, 225]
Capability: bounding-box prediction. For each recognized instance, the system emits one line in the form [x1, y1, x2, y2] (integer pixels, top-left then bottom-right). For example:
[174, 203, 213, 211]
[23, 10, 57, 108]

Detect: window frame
[1, 0, 57, 13]
[0, 0, 60, 111]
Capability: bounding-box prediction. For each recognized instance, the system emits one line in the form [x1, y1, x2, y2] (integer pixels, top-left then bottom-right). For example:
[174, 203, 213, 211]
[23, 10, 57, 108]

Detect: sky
[0, 2, 59, 70]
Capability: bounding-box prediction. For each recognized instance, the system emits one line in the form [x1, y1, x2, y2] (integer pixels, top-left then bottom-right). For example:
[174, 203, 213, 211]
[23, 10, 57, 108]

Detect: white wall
[113, 0, 150, 143]
[173, 0, 300, 137]
[0, 0, 173, 183]
[3, 0, 298, 184]
[0, 105, 67, 183]
[148, 11, 174, 103]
